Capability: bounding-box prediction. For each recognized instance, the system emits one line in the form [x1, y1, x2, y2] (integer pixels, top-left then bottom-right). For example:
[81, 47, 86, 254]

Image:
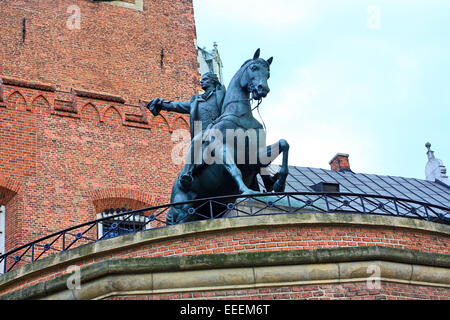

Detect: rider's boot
[180, 165, 194, 191]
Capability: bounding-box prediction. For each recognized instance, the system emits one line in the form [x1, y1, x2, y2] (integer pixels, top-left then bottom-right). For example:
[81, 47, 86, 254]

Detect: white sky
[193, 0, 450, 180]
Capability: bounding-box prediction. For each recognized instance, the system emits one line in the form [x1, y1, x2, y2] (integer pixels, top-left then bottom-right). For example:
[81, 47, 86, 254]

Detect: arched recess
[31, 95, 51, 114]
[7, 91, 28, 112]
[172, 116, 190, 131]
[0, 175, 24, 259]
[87, 188, 158, 214]
[80, 103, 100, 123]
[87, 188, 164, 235]
[103, 106, 123, 126]
[0, 175, 23, 206]
[150, 113, 172, 133]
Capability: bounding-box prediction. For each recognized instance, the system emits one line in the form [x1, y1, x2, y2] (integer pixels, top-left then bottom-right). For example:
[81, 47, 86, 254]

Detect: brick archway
[87, 188, 160, 214]
[0, 175, 23, 206]
[0, 175, 24, 253]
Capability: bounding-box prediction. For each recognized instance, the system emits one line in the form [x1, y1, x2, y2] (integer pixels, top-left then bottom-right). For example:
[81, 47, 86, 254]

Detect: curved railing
[1, 192, 449, 274]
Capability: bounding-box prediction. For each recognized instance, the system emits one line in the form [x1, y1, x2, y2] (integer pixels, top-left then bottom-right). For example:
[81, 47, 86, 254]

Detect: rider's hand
[147, 98, 163, 116]
[147, 98, 160, 107]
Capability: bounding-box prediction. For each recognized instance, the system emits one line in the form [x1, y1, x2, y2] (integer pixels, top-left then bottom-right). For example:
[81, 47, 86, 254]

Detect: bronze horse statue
[166, 49, 289, 224]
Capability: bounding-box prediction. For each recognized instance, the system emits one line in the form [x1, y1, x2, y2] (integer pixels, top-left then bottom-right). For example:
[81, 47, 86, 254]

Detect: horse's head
[240, 49, 273, 100]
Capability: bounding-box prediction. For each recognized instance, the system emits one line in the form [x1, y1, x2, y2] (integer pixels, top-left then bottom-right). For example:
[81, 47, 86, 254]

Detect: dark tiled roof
[263, 165, 450, 209]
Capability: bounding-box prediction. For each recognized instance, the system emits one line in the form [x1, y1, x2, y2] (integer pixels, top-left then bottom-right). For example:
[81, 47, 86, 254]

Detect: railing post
[209, 200, 214, 219]
[287, 194, 292, 213]
[394, 200, 399, 217]
[360, 196, 365, 214]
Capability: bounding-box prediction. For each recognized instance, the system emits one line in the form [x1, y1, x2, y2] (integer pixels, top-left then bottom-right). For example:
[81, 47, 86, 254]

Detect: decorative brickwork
[0, 82, 189, 251]
[0, 0, 198, 260]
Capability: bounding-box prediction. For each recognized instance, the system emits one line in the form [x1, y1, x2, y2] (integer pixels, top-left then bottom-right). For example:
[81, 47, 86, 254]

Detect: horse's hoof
[180, 174, 193, 191]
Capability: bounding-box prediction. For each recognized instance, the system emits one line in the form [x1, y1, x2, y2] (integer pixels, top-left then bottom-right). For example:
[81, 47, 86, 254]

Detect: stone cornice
[1, 76, 56, 92]
[1, 247, 449, 300]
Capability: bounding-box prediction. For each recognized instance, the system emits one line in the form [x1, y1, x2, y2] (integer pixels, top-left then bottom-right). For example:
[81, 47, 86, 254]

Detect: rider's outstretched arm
[162, 100, 191, 114]
[148, 96, 194, 116]
[162, 95, 196, 114]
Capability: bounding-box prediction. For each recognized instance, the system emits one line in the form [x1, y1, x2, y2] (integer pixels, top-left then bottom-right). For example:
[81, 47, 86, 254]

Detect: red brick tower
[0, 0, 199, 104]
[0, 0, 198, 251]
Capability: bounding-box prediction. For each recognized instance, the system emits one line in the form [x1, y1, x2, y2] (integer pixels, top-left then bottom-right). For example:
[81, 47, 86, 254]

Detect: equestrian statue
[146, 49, 289, 225]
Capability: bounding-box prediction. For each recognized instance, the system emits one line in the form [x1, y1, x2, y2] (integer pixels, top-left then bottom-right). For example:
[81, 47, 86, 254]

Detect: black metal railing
[0, 192, 449, 274]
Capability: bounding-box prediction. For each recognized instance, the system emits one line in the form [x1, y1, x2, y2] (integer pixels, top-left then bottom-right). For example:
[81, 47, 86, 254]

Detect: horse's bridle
[216, 97, 266, 131]
[216, 60, 268, 129]
[221, 97, 262, 112]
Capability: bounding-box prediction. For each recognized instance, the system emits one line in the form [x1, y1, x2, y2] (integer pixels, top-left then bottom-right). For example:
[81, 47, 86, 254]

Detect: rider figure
[146, 72, 226, 190]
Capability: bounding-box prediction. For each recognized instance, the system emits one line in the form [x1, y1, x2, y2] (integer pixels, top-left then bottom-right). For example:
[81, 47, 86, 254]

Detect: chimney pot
[329, 153, 351, 172]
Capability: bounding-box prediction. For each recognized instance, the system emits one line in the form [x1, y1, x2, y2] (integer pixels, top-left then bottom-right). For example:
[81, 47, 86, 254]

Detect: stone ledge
[1, 76, 56, 92]
[0, 213, 448, 290]
[1, 247, 449, 300]
[72, 89, 125, 104]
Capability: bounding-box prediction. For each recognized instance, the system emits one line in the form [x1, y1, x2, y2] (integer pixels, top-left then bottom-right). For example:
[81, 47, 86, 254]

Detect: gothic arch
[7, 91, 28, 111]
[172, 116, 190, 131]
[31, 94, 51, 113]
[80, 103, 100, 123]
[150, 113, 172, 133]
[103, 106, 123, 126]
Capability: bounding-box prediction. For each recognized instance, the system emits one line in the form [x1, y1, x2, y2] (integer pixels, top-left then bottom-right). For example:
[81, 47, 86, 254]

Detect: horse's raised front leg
[222, 142, 258, 195]
[273, 139, 289, 192]
[259, 139, 289, 192]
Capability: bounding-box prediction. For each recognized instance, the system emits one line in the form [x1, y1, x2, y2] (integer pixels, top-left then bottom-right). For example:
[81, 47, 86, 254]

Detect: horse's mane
[239, 58, 271, 69]
[231, 58, 271, 85]
[240, 59, 253, 68]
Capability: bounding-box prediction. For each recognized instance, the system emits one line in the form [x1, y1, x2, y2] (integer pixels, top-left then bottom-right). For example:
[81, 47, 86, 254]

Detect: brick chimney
[329, 153, 351, 172]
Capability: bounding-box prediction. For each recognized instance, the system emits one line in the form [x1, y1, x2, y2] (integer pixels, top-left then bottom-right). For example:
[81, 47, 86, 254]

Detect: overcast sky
[192, 0, 449, 180]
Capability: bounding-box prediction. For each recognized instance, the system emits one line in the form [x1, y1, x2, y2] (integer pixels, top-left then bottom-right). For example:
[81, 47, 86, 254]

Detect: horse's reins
[219, 95, 266, 130]
[221, 97, 261, 111]
[253, 98, 266, 131]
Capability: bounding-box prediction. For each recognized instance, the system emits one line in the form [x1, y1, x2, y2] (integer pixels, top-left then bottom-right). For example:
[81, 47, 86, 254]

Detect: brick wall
[0, 0, 199, 105]
[0, 0, 199, 251]
[1, 218, 448, 297]
[109, 282, 450, 300]
[0, 81, 190, 251]
[113, 225, 450, 257]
